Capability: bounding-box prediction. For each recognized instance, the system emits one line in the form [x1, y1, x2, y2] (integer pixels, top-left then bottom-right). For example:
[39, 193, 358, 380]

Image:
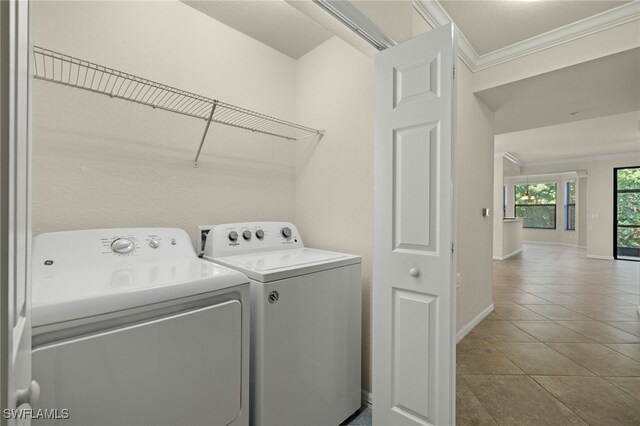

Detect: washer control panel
[199, 222, 304, 258]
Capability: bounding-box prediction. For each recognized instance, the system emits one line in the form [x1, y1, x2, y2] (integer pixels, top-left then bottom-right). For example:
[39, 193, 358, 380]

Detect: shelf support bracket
[194, 100, 218, 167]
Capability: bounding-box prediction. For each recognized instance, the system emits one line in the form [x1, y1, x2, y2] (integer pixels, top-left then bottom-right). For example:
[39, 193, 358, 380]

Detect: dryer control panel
[199, 222, 304, 258]
[34, 228, 194, 268]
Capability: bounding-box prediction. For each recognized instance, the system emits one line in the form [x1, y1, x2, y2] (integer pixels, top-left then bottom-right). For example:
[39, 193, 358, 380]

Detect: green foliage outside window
[616, 167, 640, 252]
[515, 182, 557, 229]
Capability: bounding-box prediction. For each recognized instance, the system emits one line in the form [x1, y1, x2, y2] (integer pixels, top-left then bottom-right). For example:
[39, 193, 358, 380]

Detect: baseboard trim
[586, 254, 615, 260]
[361, 389, 372, 407]
[523, 241, 578, 248]
[493, 248, 523, 260]
[457, 304, 494, 343]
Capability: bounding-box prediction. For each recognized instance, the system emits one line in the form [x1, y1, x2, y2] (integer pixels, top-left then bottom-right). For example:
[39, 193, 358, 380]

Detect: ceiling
[495, 111, 640, 164]
[182, 0, 333, 59]
[182, 1, 635, 62]
[439, 0, 631, 56]
[180, 0, 639, 165]
[476, 47, 640, 134]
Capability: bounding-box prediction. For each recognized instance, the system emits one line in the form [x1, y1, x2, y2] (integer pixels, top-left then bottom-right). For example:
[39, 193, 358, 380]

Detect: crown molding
[505, 171, 580, 181]
[412, 0, 640, 72]
[495, 151, 522, 166]
[412, 0, 479, 70]
[521, 151, 640, 168]
[475, 1, 640, 71]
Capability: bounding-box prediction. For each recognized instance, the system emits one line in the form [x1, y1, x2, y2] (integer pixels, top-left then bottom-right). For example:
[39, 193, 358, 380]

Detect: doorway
[614, 166, 640, 261]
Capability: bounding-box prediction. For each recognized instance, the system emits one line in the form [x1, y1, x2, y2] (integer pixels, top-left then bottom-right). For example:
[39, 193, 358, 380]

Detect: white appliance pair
[31, 223, 361, 426]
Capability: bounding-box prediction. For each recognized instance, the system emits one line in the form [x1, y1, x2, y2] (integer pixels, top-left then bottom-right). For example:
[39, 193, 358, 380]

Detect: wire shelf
[32, 46, 324, 165]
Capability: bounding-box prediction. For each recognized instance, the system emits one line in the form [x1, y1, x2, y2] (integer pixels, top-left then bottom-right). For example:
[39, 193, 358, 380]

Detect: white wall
[578, 176, 588, 247]
[523, 154, 640, 258]
[493, 155, 522, 258]
[493, 157, 505, 257]
[456, 60, 495, 332]
[294, 37, 374, 392]
[32, 1, 299, 241]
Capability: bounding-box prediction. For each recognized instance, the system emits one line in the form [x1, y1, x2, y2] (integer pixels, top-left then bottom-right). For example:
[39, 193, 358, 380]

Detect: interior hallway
[457, 243, 640, 425]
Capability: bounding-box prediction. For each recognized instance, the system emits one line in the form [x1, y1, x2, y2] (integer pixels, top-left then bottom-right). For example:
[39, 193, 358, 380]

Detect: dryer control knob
[112, 238, 135, 254]
[243, 230, 252, 240]
[281, 227, 292, 238]
[255, 229, 265, 239]
[149, 239, 160, 249]
[228, 231, 238, 242]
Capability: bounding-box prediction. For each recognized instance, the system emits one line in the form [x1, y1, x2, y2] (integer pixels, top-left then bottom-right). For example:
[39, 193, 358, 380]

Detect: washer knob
[112, 238, 135, 254]
[228, 231, 238, 242]
[281, 227, 292, 238]
[255, 229, 265, 239]
[243, 230, 252, 240]
[149, 239, 160, 249]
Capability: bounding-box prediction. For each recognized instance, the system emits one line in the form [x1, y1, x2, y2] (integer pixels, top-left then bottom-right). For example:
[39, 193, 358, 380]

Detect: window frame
[614, 166, 640, 261]
[514, 181, 557, 230]
[565, 180, 576, 231]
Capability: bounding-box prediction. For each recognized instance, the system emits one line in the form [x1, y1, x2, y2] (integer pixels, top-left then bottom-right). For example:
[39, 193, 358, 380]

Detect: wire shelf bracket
[32, 46, 325, 167]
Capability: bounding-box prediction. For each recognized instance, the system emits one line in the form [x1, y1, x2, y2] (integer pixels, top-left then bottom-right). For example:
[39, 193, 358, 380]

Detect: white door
[372, 23, 456, 426]
[1, 0, 37, 423]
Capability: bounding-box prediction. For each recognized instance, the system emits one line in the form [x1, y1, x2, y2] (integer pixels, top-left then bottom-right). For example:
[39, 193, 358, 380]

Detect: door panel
[373, 24, 456, 426]
[392, 289, 436, 424]
[393, 53, 440, 108]
[393, 123, 438, 254]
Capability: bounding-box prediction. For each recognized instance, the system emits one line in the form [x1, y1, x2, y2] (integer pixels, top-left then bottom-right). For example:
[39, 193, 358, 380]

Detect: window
[565, 180, 576, 231]
[514, 182, 557, 229]
[614, 167, 640, 260]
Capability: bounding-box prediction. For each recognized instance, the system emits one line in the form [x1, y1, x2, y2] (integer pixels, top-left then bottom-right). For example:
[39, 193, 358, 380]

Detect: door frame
[1, 0, 34, 420]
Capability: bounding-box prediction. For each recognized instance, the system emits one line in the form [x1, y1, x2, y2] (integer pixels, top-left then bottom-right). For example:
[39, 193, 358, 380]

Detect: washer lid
[207, 247, 361, 282]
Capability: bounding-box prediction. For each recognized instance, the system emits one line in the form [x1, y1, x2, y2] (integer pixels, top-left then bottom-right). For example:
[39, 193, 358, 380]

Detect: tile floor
[458, 243, 640, 425]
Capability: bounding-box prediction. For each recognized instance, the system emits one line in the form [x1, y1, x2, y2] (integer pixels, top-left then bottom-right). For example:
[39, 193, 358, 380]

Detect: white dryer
[31, 228, 250, 426]
[199, 222, 361, 426]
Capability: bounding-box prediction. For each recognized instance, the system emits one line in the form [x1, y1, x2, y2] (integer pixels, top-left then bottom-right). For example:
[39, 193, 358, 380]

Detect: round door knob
[281, 227, 292, 238]
[111, 238, 135, 254]
[409, 268, 420, 277]
[15, 380, 40, 406]
[243, 230, 252, 240]
[256, 229, 265, 239]
[228, 231, 238, 242]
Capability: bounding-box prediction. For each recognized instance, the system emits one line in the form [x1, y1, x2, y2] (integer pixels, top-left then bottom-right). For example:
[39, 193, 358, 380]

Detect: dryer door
[32, 300, 242, 426]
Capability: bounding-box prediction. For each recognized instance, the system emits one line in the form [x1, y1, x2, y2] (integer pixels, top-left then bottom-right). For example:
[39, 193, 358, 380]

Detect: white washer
[31, 228, 250, 426]
[199, 222, 361, 426]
